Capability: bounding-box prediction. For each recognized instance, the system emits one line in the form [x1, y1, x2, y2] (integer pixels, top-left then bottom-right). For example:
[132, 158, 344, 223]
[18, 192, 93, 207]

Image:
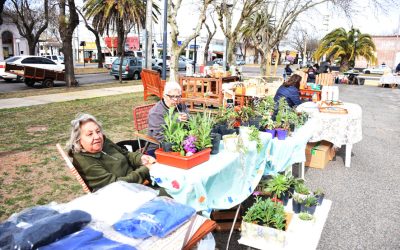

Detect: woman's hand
[178, 113, 188, 122]
[141, 155, 156, 168]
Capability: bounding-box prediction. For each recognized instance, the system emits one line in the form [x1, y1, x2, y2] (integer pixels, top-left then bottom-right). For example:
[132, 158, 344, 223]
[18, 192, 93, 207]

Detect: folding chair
[132, 103, 160, 153]
[56, 143, 91, 194]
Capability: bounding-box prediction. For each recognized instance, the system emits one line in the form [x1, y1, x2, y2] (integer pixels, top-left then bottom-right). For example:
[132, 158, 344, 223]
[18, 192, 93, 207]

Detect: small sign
[190, 45, 199, 49]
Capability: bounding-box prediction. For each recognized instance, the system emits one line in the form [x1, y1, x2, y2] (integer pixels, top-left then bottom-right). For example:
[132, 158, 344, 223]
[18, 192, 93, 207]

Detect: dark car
[110, 57, 142, 80]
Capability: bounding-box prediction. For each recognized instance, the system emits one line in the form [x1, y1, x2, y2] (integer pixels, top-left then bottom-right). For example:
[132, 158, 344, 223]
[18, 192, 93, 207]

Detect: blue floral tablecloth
[150, 133, 270, 213]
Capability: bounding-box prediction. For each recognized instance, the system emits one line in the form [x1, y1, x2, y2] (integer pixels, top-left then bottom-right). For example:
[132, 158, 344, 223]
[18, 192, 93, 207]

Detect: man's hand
[178, 113, 188, 122]
[141, 155, 156, 168]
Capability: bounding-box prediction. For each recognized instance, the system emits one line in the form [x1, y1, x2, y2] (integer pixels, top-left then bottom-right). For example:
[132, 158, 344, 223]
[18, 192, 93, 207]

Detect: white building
[0, 18, 29, 61]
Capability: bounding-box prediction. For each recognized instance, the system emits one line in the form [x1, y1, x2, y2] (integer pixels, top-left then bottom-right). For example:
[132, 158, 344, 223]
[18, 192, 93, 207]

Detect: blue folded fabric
[40, 228, 136, 250]
[113, 197, 195, 239]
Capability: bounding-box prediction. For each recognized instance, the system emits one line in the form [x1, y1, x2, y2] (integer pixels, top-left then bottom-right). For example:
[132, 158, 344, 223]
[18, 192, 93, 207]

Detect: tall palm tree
[84, 0, 159, 81]
[314, 28, 377, 71]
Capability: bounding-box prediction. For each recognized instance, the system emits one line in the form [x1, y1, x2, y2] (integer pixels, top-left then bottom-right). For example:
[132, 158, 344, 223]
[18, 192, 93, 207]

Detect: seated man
[67, 113, 156, 192]
[147, 81, 189, 157]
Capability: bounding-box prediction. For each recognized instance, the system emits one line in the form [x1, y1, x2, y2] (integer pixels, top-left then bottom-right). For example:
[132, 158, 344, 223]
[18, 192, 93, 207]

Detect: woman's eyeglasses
[166, 94, 182, 100]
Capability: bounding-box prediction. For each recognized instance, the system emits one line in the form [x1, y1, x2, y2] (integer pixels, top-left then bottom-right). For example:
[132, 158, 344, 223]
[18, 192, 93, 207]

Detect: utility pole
[145, 0, 153, 69]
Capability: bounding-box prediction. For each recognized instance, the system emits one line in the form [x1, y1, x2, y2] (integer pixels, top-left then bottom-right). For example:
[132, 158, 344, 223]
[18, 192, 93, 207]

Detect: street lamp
[193, 32, 198, 73]
[161, 0, 168, 80]
[16, 38, 20, 56]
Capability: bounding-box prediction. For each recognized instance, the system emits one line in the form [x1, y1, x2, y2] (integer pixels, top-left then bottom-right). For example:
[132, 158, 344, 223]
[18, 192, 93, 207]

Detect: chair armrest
[134, 132, 160, 146]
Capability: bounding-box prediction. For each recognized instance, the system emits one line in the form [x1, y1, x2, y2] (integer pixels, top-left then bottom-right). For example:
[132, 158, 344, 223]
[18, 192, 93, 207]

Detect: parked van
[44, 55, 64, 64]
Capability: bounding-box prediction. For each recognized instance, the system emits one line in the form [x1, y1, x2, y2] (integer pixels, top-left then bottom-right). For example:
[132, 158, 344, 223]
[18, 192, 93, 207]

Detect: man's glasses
[166, 94, 182, 100]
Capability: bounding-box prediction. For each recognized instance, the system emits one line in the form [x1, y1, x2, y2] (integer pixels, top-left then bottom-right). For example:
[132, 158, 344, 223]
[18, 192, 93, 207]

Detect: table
[380, 74, 400, 87]
[150, 133, 270, 213]
[238, 199, 332, 249]
[263, 118, 321, 178]
[297, 102, 363, 167]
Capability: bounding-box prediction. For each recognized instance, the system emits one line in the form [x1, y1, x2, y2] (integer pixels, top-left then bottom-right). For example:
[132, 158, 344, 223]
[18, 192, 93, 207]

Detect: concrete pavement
[0, 85, 143, 109]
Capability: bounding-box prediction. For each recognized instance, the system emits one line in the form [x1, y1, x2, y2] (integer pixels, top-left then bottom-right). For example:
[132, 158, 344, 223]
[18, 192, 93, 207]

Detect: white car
[5, 55, 65, 72]
[362, 65, 392, 74]
[0, 57, 23, 82]
[44, 55, 65, 64]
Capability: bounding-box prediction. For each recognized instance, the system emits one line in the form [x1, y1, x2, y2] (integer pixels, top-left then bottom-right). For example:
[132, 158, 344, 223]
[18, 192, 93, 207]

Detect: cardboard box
[305, 141, 335, 169]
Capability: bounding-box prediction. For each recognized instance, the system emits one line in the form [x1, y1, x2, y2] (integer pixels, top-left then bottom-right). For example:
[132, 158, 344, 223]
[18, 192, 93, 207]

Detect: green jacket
[72, 137, 150, 192]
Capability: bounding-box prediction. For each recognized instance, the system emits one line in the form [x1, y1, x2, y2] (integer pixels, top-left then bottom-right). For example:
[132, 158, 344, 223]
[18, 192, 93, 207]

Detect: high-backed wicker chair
[316, 73, 334, 86]
[132, 103, 160, 153]
[56, 143, 91, 193]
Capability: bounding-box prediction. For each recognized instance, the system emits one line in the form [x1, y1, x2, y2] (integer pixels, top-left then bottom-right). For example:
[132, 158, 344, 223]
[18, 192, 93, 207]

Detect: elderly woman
[147, 81, 189, 156]
[274, 74, 303, 108]
[67, 113, 156, 192]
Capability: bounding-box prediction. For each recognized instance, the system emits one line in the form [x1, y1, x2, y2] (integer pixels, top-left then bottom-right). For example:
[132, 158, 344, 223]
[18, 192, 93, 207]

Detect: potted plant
[241, 197, 292, 247]
[287, 110, 300, 132]
[313, 188, 325, 205]
[214, 107, 236, 135]
[236, 106, 256, 127]
[301, 195, 318, 215]
[264, 174, 291, 205]
[294, 182, 310, 199]
[161, 108, 184, 152]
[298, 212, 314, 221]
[260, 114, 276, 138]
[292, 194, 304, 214]
[274, 98, 290, 140]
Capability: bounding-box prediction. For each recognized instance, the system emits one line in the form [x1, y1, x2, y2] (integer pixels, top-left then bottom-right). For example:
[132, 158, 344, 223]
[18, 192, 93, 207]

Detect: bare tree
[59, 0, 79, 87]
[76, 8, 103, 68]
[203, 9, 217, 64]
[4, 0, 49, 55]
[215, 0, 264, 65]
[168, 0, 212, 81]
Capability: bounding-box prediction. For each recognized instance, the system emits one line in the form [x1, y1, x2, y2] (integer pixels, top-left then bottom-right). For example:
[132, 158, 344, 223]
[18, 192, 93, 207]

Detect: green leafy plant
[295, 182, 310, 195]
[264, 174, 290, 199]
[162, 108, 183, 143]
[249, 126, 263, 153]
[304, 196, 318, 207]
[298, 212, 314, 221]
[314, 188, 324, 196]
[215, 107, 237, 128]
[260, 114, 275, 130]
[293, 194, 305, 204]
[258, 96, 275, 116]
[237, 106, 256, 123]
[275, 97, 290, 129]
[195, 111, 214, 150]
[243, 197, 287, 231]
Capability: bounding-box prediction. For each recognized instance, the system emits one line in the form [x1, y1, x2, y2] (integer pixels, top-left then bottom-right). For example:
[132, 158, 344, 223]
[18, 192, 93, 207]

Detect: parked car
[212, 58, 223, 66]
[110, 57, 142, 80]
[44, 55, 65, 64]
[4, 55, 64, 72]
[362, 65, 392, 74]
[0, 57, 23, 82]
[153, 56, 187, 70]
[236, 59, 245, 65]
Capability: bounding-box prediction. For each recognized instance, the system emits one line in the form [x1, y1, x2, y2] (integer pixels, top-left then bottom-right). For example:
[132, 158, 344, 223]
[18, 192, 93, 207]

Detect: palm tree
[314, 28, 377, 71]
[84, 0, 159, 81]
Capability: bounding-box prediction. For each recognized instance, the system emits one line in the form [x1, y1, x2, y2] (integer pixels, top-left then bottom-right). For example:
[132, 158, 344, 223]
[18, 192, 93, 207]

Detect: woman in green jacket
[67, 113, 156, 192]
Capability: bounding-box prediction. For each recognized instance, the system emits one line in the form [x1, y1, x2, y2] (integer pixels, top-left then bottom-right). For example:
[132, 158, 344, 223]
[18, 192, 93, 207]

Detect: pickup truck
[362, 65, 392, 74]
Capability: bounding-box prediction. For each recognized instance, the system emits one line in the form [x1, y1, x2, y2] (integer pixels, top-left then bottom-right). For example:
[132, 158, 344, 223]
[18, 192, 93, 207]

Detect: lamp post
[16, 38, 20, 56]
[161, 0, 168, 80]
[193, 34, 197, 73]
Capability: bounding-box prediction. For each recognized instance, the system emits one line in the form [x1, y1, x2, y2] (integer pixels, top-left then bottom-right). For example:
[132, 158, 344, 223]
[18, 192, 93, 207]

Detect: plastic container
[155, 148, 211, 169]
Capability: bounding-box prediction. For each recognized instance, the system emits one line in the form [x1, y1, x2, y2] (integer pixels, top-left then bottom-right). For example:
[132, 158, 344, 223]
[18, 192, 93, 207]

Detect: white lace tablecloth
[380, 74, 400, 85]
[297, 102, 362, 147]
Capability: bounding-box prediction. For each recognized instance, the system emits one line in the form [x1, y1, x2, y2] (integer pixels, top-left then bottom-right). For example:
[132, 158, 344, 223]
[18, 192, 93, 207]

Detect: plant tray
[240, 212, 293, 247]
[155, 148, 211, 169]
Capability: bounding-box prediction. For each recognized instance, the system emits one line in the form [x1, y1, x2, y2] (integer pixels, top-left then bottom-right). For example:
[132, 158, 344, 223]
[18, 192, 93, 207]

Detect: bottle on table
[312, 93, 318, 103]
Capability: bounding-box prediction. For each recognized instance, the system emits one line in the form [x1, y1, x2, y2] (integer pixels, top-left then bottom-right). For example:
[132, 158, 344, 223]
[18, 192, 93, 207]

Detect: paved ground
[214, 85, 400, 249]
[0, 83, 398, 249]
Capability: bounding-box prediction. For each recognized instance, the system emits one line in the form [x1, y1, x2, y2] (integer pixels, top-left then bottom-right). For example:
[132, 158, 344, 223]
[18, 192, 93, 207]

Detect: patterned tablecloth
[150, 133, 270, 213]
[297, 102, 363, 147]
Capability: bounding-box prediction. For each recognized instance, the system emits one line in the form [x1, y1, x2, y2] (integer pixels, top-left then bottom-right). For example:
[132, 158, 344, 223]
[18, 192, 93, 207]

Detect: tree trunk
[63, 37, 77, 86]
[227, 37, 236, 66]
[28, 41, 36, 55]
[170, 45, 180, 82]
[145, 0, 153, 69]
[260, 52, 266, 75]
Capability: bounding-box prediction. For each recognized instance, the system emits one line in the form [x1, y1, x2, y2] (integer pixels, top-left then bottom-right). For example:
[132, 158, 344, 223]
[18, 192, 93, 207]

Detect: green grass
[0, 92, 159, 220]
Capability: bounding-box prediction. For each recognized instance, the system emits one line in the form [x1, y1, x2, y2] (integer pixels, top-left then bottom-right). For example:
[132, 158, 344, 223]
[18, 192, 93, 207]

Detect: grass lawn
[0, 92, 159, 220]
[0, 80, 141, 99]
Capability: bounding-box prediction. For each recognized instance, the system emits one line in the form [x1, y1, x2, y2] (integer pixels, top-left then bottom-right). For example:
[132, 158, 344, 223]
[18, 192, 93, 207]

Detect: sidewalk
[0, 85, 143, 110]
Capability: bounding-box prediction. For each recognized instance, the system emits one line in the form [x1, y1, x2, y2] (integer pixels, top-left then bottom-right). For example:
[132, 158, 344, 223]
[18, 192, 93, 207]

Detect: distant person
[274, 74, 303, 108]
[284, 64, 293, 76]
[307, 66, 317, 83]
[395, 63, 400, 73]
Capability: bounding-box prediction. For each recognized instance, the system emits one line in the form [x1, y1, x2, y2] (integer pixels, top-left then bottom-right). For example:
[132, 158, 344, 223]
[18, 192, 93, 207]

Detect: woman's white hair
[67, 113, 103, 155]
[163, 81, 182, 96]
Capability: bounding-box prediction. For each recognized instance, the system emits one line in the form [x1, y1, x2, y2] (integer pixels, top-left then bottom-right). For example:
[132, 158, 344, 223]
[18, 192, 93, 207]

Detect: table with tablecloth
[150, 133, 270, 213]
[297, 102, 363, 167]
[380, 74, 400, 87]
[263, 118, 321, 178]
